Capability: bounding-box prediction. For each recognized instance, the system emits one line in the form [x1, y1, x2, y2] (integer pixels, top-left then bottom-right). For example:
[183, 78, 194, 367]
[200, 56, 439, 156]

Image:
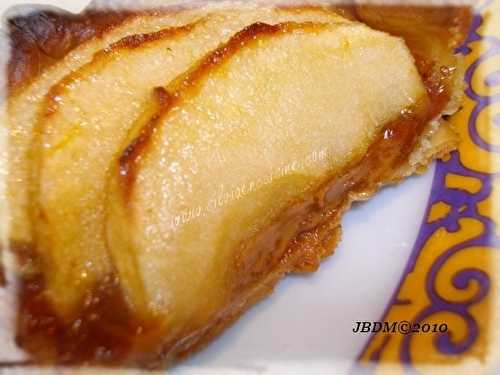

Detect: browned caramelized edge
[12, 241, 168, 367]
[102, 18, 201, 50]
[118, 87, 171, 202]
[0, 257, 5, 286]
[118, 21, 328, 201]
[7, 9, 133, 94]
[9, 3, 473, 369]
[41, 19, 202, 118]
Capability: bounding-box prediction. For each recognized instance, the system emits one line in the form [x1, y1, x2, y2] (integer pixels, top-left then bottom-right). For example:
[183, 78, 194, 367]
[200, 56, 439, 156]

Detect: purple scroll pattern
[358, 2, 500, 371]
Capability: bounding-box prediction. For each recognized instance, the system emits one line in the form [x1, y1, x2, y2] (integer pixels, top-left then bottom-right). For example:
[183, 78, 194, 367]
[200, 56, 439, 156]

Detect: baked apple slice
[7, 9, 207, 246]
[31, 8, 346, 317]
[103, 21, 427, 364]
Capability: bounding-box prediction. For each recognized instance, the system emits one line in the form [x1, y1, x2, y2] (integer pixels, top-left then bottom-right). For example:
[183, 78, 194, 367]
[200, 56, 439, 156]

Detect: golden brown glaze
[8, 3, 472, 369]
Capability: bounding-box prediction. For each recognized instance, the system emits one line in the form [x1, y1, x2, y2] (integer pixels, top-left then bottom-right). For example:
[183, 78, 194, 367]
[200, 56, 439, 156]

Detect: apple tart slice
[6, 3, 472, 370]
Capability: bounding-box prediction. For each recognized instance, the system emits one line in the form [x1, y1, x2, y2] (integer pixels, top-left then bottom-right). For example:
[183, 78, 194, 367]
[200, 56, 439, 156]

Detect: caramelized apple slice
[32, 8, 347, 316]
[7, 10, 207, 245]
[106, 21, 426, 346]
